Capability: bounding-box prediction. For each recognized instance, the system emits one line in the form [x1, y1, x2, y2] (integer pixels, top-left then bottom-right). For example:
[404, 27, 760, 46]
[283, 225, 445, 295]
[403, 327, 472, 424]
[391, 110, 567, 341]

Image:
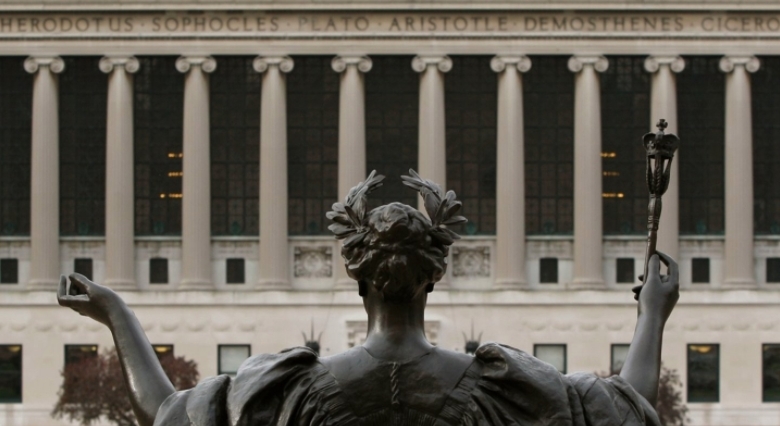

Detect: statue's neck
[362, 287, 432, 361]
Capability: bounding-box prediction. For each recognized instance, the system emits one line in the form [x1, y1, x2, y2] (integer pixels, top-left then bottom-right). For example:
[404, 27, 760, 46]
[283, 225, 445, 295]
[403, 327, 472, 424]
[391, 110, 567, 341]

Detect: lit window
[218, 345, 251, 375]
[149, 258, 168, 284]
[0, 345, 22, 403]
[226, 258, 245, 284]
[152, 345, 174, 363]
[540, 258, 558, 284]
[611, 344, 630, 375]
[616, 258, 635, 284]
[687, 344, 719, 403]
[691, 258, 710, 283]
[73, 258, 93, 280]
[534, 344, 566, 374]
[0, 259, 18, 284]
[64, 345, 98, 366]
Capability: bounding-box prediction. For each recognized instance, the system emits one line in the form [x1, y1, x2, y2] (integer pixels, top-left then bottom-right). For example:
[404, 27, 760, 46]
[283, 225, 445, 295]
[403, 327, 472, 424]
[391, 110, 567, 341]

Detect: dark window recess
[152, 345, 174, 363]
[0, 57, 32, 236]
[149, 258, 169, 284]
[524, 56, 574, 235]
[0, 345, 22, 403]
[687, 344, 720, 403]
[445, 56, 497, 236]
[210, 56, 260, 236]
[764, 344, 780, 402]
[64, 344, 98, 366]
[752, 57, 780, 235]
[601, 56, 650, 235]
[134, 56, 184, 236]
[287, 56, 339, 235]
[226, 258, 245, 284]
[0, 259, 18, 284]
[691, 258, 710, 283]
[73, 258, 93, 280]
[678, 57, 725, 235]
[767, 258, 780, 283]
[59, 57, 107, 236]
[366, 56, 419, 210]
[540, 258, 559, 284]
[616, 258, 636, 283]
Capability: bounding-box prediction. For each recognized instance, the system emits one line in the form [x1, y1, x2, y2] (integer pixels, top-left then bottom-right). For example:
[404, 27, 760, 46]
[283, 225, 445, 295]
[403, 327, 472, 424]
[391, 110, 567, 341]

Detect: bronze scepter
[639, 119, 680, 295]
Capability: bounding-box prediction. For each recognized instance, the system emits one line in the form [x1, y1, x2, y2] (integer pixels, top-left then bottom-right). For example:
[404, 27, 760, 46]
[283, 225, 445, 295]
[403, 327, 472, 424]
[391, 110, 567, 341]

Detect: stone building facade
[1, 1, 780, 425]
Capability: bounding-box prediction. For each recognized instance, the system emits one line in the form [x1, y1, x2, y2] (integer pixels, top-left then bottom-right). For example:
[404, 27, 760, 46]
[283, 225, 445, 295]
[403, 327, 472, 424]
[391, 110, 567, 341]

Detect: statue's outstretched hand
[57, 274, 124, 326]
[632, 252, 679, 323]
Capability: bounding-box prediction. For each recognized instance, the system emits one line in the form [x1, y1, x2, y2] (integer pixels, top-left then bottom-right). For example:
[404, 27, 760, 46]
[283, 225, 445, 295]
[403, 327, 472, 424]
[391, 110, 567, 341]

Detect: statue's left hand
[57, 274, 124, 327]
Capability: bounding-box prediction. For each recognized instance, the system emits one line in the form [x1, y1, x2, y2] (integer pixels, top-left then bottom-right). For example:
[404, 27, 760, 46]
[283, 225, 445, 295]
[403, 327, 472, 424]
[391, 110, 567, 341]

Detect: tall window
[210, 56, 260, 236]
[764, 344, 780, 402]
[601, 56, 650, 235]
[0, 57, 32, 236]
[134, 56, 183, 235]
[752, 56, 780, 235]
[610, 344, 630, 375]
[60, 57, 107, 236]
[678, 57, 725, 235]
[445, 56, 497, 235]
[534, 344, 567, 373]
[687, 343, 719, 402]
[0, 345, 22, 403]
[524, 56, 574, 235]
[366, 56, 419, 209]
[218, 344, 250, 375]
[287, 56, 339, 235]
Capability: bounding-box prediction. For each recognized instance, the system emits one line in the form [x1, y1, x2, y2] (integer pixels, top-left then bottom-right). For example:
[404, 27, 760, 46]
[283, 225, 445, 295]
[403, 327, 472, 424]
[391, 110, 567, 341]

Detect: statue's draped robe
[154, 343, 660, 426]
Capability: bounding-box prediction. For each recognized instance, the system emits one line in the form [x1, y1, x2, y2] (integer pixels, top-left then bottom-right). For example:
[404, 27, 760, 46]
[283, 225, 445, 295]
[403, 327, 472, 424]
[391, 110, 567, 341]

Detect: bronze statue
[57, 168, 679, 426]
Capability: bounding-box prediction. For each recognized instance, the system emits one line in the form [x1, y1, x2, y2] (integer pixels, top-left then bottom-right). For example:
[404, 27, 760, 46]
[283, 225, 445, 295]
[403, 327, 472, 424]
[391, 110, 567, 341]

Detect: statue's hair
[326, 170, 467, 301]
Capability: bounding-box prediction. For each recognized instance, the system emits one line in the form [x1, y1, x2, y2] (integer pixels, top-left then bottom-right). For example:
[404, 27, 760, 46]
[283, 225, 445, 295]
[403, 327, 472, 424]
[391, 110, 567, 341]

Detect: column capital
[644, 55, 685, 73]
[253, 56, 294, 73]
[719, 55, 760, 73]
[175, 56, 217, 74]
[331, 55, 372, 73]
[490, 55, 532, 73]
[411, 55, 452, 73]
[24, 56, 65, 74]
[567, 55, 608, 73]
[99, 56, 140, 74]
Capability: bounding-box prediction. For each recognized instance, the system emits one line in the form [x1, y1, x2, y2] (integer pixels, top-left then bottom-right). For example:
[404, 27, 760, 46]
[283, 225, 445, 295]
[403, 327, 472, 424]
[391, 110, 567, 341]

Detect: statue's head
[327, 170, 467, 302]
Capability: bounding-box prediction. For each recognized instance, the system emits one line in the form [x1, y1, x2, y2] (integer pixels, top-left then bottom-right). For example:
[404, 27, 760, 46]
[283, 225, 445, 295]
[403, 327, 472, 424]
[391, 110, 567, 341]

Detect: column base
[569, 279, 605, 290]
[257, 279, 291, 291]
[722, 279, 756, 288]
[493, 278, 528, 290]
[27, 278, 59, 290]
[178, 279, 214, 290]
[104, 279, 138, 291]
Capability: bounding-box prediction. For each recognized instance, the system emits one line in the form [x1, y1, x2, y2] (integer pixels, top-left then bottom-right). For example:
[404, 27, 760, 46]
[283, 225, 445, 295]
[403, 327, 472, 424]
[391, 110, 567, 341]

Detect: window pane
[287, 56, 338, 235]
[764, 344, 780, 402]
[0, 259, 18, 284]
[616, 258, 635, 283]
[73, 258, 93, 280]
[135, 56, 183, 235]
[601, 56, 650, 235]
[691, 258, 710, 283]
[768, 258, 780, 283]
[210, 56, 260, 236]
[219, 345, 250, 375]
[366, 56, 418, 209]
[149, 258, 168, 284]
[611, 344, 630, 375]
[678, 57, 724, 235]
[60, 56, 106, 236]
[540, 258, 558, 284]
[524, 56, 574, 235]
[152, 344, 174, 363]
[445, 56, 496, 235]
[687, 344, 719, 402]
[226, 258, 245, 284]
[752, 57, 780, 235]
[534, 344, 566, 373]
[64, 344, 98, 366]
[0, 57, 32, 236]
[0, 345, 22, 403]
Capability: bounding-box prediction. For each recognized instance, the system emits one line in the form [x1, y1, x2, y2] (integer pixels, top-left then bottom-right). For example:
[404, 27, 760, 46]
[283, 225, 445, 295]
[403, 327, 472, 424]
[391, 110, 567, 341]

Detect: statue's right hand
[57, 274, 123, 326]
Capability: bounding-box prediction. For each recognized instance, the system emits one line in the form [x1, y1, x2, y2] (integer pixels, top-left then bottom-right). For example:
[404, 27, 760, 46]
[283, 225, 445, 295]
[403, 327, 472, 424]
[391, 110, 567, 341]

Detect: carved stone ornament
[294, 246, 333, 278]
[452, 246, 491, 278]
[24, 56, 65, 74]
[643, 55, 685, 74]
[719, 55, 761, 73]
[567, 55, 609, 73]
[490, 55, 532, 73]
[175, 56, 217, 73]
[347, 320, 440, 348]
[253, 56, 295, 73]
[99, 56, 140, 74]
[411, 55, 453, 73]
[331, 55, 373, 73]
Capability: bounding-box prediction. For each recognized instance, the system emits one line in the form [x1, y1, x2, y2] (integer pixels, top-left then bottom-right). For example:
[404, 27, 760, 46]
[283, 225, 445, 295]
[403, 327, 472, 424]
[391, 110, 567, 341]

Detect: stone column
[99, 56, 140, 290]
[254, 56, 294, 289]
[176, 56, 217, 289]
[644, 56, 685, 261]
[25, 57, 64, 289]
[720, 55, 760, 287]
[568, 55, 609, 289]
[332, 55, 372, 289]
[412, 55, 451, 208]
[491, 56, 532, 289]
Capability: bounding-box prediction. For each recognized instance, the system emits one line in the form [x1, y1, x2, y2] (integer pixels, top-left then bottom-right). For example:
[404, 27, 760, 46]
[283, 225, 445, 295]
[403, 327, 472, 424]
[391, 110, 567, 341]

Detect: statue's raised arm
[57, 274, 175, 426]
